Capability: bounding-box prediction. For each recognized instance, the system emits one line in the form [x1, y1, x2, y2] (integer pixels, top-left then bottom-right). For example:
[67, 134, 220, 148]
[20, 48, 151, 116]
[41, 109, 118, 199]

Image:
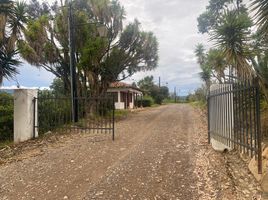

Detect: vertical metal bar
[59, 98, 61, 132]
[241, 81, 245, 153]
[103, 98, 106, 134]
[229, 84, 234, 148]
[211, 90, 214, 140]
[214, 88, 217, 141]
[207, 93, 210, 144]
[249, 83, 253, 157]
[69, 97, 72, 133]
[233, 84, 236, 148]
[220, 86, 223, 144]
[101, 97, 103, 134]
[109, 96, 112, 134]
[216, 88, 219, 142]
[245, 80, 249, 154]
[33, 97, 36, 139]
[112, 95, 115, 141]
[256, 82, 262, 174]
[253, 86, 257, 160]
[220, 85, 223, 144]
[226, 85, 229, 146]
[224, 85, 227, 146]
[100, 97, 103, 134]
[239, 82, 243, 151]
[95, 98, 98, 134]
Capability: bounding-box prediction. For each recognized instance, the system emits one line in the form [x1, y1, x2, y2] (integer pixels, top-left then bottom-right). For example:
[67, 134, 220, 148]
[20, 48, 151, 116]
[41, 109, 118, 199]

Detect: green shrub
[136, 95, 154, 107]
[151, 86, 169, 104]
[0, 93, 14, 141]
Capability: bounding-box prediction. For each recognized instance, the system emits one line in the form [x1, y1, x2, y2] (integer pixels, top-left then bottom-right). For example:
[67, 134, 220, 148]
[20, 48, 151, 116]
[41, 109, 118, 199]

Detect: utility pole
[174, 86, 176, 103]
[159, 77, 161, 88]
[68, 1, 78, 122]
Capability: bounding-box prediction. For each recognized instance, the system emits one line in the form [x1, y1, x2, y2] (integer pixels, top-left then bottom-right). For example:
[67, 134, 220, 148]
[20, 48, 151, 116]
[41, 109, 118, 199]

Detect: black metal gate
[208, 80, 262, 173]
[33, 95, 115, 140]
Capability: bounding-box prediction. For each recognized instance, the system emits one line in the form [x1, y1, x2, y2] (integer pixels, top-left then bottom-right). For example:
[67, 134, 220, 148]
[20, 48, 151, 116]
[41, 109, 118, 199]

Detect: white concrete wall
[115, 102, 125, 110]
[14, 89, 38, 143]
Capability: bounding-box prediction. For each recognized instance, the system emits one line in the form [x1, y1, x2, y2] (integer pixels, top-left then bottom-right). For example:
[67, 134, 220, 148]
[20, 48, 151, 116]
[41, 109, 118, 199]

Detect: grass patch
[163, 98, 176, 104]
[0, 140, 13, 150]
[189, 101, 206, 109]
[150, 103, 161, 107]
[114, 110, 129, 120]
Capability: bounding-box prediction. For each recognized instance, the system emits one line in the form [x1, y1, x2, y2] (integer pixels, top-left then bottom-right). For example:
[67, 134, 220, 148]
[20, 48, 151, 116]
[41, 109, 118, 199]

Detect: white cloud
[121, 0, 209, 95]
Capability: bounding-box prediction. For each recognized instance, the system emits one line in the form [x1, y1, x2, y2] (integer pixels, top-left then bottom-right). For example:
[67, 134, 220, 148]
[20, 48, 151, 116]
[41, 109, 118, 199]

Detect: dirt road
[0, 104, 261, 199]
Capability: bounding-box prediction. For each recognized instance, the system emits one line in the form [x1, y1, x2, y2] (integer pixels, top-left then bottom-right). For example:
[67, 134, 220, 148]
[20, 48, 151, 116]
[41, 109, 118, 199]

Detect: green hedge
[0, 93, 14, 141]
[135, 96, 154, 107]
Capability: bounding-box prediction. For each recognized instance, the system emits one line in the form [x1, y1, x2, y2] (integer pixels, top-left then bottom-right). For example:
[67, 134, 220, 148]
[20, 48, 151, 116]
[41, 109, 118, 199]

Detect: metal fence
[0, 92, 14, 142]
[34, 95, 115, 140]
[208, 81, 262, 173]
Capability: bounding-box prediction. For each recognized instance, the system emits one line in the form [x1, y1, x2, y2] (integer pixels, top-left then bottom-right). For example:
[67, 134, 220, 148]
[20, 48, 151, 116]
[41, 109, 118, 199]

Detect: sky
[3, 0, 210, 96]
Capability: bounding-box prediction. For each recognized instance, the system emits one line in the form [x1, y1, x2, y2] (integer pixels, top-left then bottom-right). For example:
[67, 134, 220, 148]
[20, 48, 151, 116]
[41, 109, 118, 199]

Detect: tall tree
[252, 0, 268, 38]
[0, 0, 27, 85]
[197, 0, 243, 34]
[20, 0, 158, 96]
[137, 75, 154, 95]
[195, 44, 212, 91]
[211, 10, 253, 77]
[194, 43, 206, 66]
[206, 48, 227, 83]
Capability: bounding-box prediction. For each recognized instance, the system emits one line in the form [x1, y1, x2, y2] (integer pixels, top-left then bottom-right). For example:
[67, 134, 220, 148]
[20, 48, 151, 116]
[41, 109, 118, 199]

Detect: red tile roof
[110, 82, 131, 88]
[109, 82, 142, 92]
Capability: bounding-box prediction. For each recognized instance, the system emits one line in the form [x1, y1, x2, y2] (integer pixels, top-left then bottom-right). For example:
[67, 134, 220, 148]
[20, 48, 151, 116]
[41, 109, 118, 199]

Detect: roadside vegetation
[137, 76, 169, 105]
[195, 0, 268, 136]
[0, 92, 13, 142]
[0, 0, 159, 96]
[186, 87, 207, 109]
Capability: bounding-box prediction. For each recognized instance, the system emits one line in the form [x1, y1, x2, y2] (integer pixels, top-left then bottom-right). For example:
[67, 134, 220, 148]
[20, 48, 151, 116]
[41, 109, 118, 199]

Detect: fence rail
[34, 95, 115, 140]
[208, 81, 262, 173]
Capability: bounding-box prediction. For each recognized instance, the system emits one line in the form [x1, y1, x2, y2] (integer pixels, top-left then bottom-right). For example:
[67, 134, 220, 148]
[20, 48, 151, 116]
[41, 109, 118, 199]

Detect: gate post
[14, 89, 38, 143]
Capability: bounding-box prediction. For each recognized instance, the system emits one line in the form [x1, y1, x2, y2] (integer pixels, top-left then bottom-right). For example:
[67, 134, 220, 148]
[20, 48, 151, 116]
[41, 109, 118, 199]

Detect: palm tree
[252, 0, 268, 38]
[211, 10, 253, 78]
[199, 65, 212, 90]
[0, 0, 14, 43]
[0, 47, 20, 84]
[7, 1, 28, 51]
[195, 44, 212, 92]
[206, 48, 227, 83]
[0, 1, 27, 85]
[195, 43, 206, 66]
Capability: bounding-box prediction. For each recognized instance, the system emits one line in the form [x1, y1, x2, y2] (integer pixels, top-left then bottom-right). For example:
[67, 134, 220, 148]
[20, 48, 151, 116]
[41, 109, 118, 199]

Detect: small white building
[107, 82, 143, 110]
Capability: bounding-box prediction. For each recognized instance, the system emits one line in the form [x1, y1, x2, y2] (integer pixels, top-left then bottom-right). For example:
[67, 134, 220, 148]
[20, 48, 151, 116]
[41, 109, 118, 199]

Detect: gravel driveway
[0, 104, 260, 200]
